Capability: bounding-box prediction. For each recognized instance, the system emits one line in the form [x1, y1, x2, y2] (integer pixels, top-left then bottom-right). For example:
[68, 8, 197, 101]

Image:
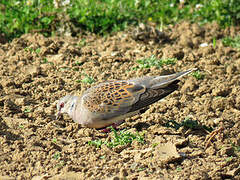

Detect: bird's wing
[128, 80, 179, 112]
[82, 80, 147, 119]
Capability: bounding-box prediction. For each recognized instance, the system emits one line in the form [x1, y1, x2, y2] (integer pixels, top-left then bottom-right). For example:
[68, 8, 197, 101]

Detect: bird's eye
[60, 102, 64, 108]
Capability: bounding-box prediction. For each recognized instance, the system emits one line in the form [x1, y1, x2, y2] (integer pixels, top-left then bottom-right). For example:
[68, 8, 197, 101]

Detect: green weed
[225, 156, 233, 162]
[213, 37, 216, 48]
[191, 70, 205, 80]
[133, 55, 177, 70]
[176, 167, 182, 171]
[35, 48, 41, 54]
[88, 126, 144, 148]
[80, 74, 95, 84]
[41, 58, 48, 64]
[152, 143, 159, 148]
[53, 152, 60, 160]
[24, 108, 31, 113]
[222, 36, 240, 49]
[18, 124, 24, 129]
[52, 138, 57, 143]
[99, 155, 105, 159]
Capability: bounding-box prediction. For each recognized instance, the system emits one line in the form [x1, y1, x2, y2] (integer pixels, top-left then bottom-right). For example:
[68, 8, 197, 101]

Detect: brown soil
[0, 22, 240, 180]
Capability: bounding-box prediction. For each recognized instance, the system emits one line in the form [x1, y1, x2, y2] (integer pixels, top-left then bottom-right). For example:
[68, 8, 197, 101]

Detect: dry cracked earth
[0, 22, 240, 180]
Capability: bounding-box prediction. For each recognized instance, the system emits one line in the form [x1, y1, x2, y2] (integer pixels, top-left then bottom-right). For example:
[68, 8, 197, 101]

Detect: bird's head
[56, 95, 77, 120]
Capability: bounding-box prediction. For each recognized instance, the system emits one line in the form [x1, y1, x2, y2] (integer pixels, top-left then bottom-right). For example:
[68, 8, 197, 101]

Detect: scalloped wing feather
[82, 80, 146, 119]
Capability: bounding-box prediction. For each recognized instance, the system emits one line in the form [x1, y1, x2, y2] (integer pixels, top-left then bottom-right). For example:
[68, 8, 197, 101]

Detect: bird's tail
[150, 68, 197, 89]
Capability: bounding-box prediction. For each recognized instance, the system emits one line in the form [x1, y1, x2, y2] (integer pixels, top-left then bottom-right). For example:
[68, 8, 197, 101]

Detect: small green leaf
[81, 76, 95, 84]
[35, 48, 41, 54]
[41, 17, 52, 25]
[53, 152, 60, 160]
[24, 108, 31, 113]
[191, 71, 205, 80]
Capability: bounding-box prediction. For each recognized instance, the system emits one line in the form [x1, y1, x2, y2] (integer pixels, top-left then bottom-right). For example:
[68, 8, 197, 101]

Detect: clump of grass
[24, 47, 41, 54]
[88, 139, 103, 149]
[81, 74, 95, 84]
[222, 36, 240, 49]
[76, 74, 95, 84]
[191, 70, 205, 80]
[88, 126, 144, 148]
[133, 55, 177, 70]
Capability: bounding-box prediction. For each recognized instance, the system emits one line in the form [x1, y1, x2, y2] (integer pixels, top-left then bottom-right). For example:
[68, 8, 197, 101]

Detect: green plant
[24, 108, 31, 113]
[24, 47, 34, 52]
[88, 126, 144, 148]
[152, 143, 159, 148]
[35, 48, 41, 54]
[88, 139, 104, 148]
[68, 0, 139, 34]
[222, 36, 240, 49]
[137, 167, 146, 171]
[225, 156, 233, 162]
[192, 0, 240, 27]
[80, 74, 95, 84]
[19, 124, 24, 129]
[99, 155, 105, 159]
[107, 127, 144, 148]
[213, 37, 216, 48]
[176, 167, 182, 171]
[73, 61, 84, 66]
[133, 55, 177, 70]
[42, 58, 48, 64]
[53, 152, 60, 160]
[191, 70, 205, 80]
[0, 0, 61, 40]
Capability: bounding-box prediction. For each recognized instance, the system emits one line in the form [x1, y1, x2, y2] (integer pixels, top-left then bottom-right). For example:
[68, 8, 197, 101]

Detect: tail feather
[150, 68, 196, 89]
